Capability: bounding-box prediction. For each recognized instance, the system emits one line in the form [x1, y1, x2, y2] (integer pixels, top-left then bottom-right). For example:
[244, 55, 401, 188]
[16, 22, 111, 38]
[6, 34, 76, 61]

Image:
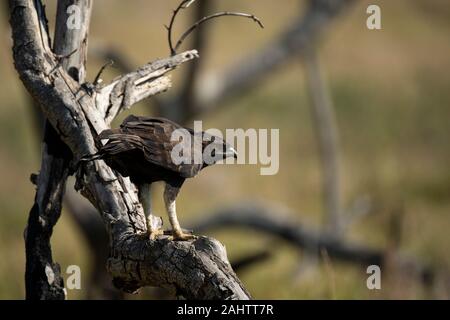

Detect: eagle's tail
[79, 128, 121, 163]
[80, 152, 103, 162]
[74, 129, 121, 173]
[72, 152, 104, 176]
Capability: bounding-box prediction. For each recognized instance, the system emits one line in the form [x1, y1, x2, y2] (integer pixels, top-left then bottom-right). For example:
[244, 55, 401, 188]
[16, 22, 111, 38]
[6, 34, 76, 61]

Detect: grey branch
[188, 0, 355, 118]
[92, 0, 355, 123]
[304, 49, 342, 236]
[190, 202, 436, 285]
[98, 50, 199, 124]
[10, 0, 249, 299]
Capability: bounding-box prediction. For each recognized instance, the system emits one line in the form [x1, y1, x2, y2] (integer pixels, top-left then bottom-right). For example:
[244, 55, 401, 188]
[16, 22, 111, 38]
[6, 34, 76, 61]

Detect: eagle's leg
[139, 183, 163, 239]
[164, 181, 196, 241]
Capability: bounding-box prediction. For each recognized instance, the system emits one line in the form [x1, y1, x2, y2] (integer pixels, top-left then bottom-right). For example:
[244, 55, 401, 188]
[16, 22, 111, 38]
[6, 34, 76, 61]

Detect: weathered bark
[64, 189, 122, 299]
[24, 0, 92, 300]
[25, 124, 71, 300]
[11, 0, 250, 299]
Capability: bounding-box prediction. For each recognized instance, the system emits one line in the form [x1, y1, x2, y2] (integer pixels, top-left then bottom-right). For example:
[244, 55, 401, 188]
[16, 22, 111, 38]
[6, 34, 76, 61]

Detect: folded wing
[96, 115, 203, 178]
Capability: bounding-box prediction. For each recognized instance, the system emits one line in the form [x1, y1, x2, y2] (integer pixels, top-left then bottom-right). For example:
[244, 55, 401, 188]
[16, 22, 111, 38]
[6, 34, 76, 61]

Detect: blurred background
[0, 0, 449, 299]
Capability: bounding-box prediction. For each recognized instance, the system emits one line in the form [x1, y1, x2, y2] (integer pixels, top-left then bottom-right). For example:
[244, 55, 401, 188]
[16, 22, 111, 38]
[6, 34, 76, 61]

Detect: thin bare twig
[167, 0, 263, 56]
[53, 48, 78, 62]
[174, 12, 264, 53]
[93, 60, 114, 86]
[167, 0, 197, 55]
[176, 0, 211, 122]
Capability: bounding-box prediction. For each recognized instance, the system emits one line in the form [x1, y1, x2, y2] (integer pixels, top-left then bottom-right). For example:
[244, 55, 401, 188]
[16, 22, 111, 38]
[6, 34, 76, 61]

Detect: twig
[167, 0, 197, 55]
[53, 48, 78, 62]
[187, 0, 356, 119]
[174, 12, 264, 53]
[167, 0, 263, 56]
[176, 0, 211, 122]
[93, 60, 114, 86]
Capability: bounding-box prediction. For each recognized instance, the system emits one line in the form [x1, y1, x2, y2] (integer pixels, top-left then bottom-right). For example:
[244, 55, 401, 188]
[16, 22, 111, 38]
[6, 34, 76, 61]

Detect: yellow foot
[169, 230, 198, 241]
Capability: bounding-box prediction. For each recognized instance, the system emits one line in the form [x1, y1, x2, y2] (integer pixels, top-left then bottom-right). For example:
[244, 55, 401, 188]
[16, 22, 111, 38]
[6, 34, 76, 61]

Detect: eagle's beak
[227, 146, 238, 159]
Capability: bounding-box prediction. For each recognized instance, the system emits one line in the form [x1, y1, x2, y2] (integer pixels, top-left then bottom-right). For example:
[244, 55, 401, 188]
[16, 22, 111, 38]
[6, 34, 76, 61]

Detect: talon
[170, 230, 197, 241]
[148, 228, 164, 240]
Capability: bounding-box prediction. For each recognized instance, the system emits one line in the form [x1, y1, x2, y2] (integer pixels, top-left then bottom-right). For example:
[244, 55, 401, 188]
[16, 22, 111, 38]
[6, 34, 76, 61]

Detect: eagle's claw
[170, 230, 198, 241]
[148, 228, 164, 240]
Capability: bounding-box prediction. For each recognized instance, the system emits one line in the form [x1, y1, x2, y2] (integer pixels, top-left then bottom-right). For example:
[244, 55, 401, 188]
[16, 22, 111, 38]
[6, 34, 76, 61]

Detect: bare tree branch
[174, 12, 264, 54]
[162, 0, 211, 122]
[304, 49, 342, 236]
[10, 0, 250, 299]
[188, 0, 355, 118]
[231, 250, 271, 274]
[98, 50, 199, 124]
[190, 202, 436, 285]
[167, 0, 197, 55]
[90, 0, 354, 124]
[53, 0, 92, 82]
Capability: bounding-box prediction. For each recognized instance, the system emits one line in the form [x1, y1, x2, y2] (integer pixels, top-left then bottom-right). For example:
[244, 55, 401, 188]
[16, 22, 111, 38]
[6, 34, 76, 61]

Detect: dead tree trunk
[11, 0, 250, 300]
[24, 0, 92, 300]
[25, 122, 71, 300]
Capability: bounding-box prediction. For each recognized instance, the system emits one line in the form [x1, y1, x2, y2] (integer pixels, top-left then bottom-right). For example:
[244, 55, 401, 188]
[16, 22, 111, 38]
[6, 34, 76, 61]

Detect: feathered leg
[164, 181, 196, 241]
[139, 183, 163, 239]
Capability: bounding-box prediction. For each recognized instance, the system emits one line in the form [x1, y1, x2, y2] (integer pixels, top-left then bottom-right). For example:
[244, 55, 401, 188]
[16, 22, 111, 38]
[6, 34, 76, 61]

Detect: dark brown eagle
[88, 115, 237, 240]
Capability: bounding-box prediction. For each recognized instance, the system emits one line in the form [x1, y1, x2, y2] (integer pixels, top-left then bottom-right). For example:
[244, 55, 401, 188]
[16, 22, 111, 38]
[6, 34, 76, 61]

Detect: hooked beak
[226, 146, 238, 159]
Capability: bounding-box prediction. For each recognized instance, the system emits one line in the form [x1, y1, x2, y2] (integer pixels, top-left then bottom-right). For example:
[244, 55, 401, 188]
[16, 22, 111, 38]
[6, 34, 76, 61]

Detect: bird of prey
[88, 115, 237, 240]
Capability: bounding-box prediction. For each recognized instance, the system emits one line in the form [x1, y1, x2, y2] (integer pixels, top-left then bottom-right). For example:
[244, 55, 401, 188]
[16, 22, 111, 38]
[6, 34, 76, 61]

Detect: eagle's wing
[98, 115, 203, 178]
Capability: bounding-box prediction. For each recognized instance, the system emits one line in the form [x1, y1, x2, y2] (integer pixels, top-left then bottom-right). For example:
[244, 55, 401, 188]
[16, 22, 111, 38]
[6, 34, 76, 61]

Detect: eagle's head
[201, 134, 237, 167]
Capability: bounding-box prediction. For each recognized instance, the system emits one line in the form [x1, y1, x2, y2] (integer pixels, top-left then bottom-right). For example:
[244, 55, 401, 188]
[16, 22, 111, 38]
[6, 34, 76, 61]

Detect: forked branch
[167, 0, 197, 55]
[173, 12, 264, 53]
[167, 0, 263, 55]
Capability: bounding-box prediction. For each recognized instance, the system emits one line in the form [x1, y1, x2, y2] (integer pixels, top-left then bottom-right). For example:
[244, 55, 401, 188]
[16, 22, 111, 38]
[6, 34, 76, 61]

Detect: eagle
[87, 115, 237, 240]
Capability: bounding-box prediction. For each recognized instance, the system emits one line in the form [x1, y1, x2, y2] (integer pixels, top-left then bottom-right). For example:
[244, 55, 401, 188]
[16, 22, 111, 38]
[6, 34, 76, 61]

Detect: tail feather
[80, 152, 103, 162]
[96, 129, 121, 144]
